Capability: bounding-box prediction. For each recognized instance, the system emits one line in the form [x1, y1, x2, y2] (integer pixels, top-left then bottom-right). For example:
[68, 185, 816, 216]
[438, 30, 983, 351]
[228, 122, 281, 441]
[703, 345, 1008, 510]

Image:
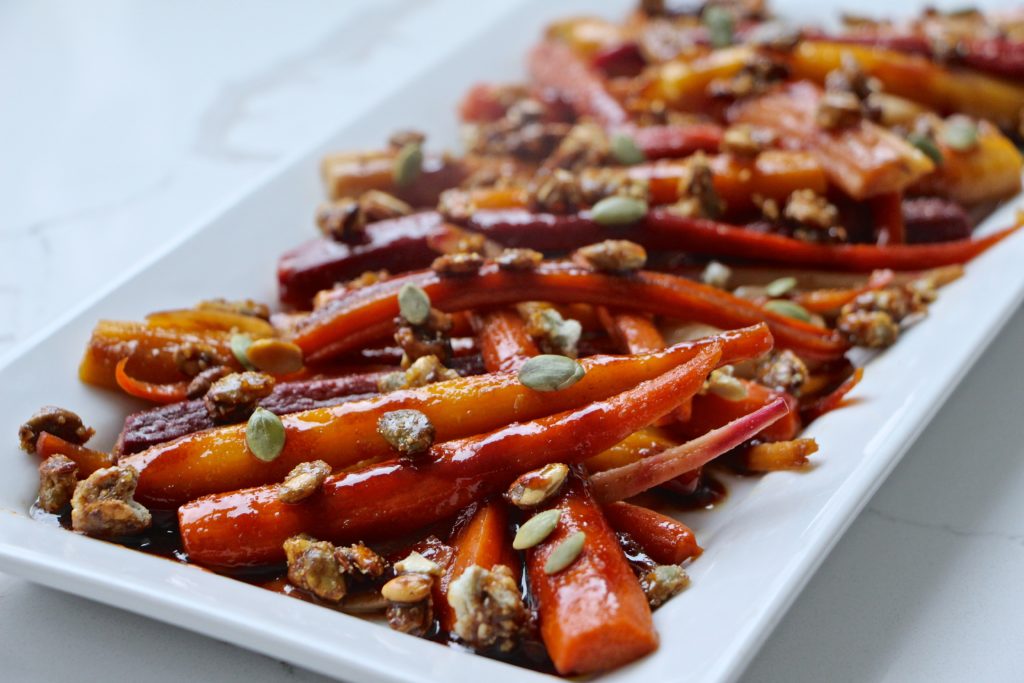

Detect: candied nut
[708, 54, 788, 99]
[677, 153, 724, 219]
[382, 573, 433, 603]
[18, 406, 94, 453]
[283, 535, 347, 603]
[38, 454, 78, 513]
[394, 550, 443, 577]
[528, 168, 583, 213]
[842, 286, 924, 322]
[756, 349, 809, 395]
[186, 365, 231, 399]
[388, 129, 426, 150]
[386, 600, 433, 637]
[196, 298, 270, 320]
[506, 463, 569, 509]
[495, 248, 543, 271]
[721, 124, 775, 157]
[448, 564, 531, 652]
[545, 122, 609, 172]
[359, 190, 413, 223]
[431, 252, 485, 277]
[816, 90, 864, 130]
[279, 460, 332, 503]
[394, 323, 452, 366]
[784, 189, 843, 236]
[640, 565, 690, 608]
[378, 355, 459, 392]
[335, 542, 387, 579]
[203, 371, 276, 423]
[575, 239, 647, 272]
[522, 304, 582, 358]
[173, 342, 220, 378]
[316, 198, 364, 243]
[825, 53, 880, 102]
[70, 465, 151, 538]
[377, 409, 435, 455]
[578, 168, 650, 205]
[836, 310, 900, 348]
[704, 365, 748, 401]
[246, 338, 304, 375]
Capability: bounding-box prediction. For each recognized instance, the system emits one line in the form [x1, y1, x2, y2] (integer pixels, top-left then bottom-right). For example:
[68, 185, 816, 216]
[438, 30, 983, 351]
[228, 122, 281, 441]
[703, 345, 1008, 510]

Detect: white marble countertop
[2, 2, 1023, 682]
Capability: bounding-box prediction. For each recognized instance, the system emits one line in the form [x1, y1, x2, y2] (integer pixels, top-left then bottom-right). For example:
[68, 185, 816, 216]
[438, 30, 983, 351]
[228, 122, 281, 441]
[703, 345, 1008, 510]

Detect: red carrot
[603, 501, 702, 564]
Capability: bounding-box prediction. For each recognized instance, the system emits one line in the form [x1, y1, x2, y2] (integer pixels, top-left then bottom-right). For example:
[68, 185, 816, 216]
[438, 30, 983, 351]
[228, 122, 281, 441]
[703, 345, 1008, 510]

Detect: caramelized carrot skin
[603, 501, 701, 564]
[436, 501, 518, 632]
[471, 309, 539, 373]
[277, 212, 450, 308]
[35, 433, 115, 477]
[677, 380, 801, 443]
[178, 345, 721, 568]
[291, 262, 845, 362]
[127, 331, 759, 508]
[527, 470, 657, 675]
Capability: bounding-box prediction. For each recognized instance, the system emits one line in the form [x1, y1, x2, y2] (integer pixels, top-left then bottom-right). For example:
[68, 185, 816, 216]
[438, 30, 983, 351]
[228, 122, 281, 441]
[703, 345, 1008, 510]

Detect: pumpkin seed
[706, 367, 748, 401]
[590, 196, 648, 226]
[230, 333, 255, 370]
[397, 283, 431, 325]
[393, 142, 423, 188]
[702, 5, 735, 48]
[941, 116, 978, 152]
[245, 407, 286, 462]
[544, 531, 586, 574]
[764, 276, 798, 297]
[512, 509, 562, 550]
[518, 355, 586, 392]
[907, 133, 943, 166]
[609, 133, 645, 165]
[764, 299, 812, 322]
[381, 573, 432, 603]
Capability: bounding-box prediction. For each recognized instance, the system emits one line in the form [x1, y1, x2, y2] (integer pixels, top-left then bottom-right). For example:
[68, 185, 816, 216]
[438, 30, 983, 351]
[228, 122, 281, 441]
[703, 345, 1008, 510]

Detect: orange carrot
[114, 358, 189, 404]
[603, 501, 702, 564]
[677, 379, 801, 443]
[526, 469, 657, 675]
[471, 309, 539, 373]
[35, 432, 115, 476]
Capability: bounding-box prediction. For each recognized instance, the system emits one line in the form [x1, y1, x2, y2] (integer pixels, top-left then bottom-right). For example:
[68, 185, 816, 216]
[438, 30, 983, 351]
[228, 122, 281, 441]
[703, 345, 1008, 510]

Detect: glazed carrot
[741, 438, 819, 472]
[320, 150, 467, 205]
[802, 367, 864, 422]
[178, 343, 722, 568]
[128, 329, 765, 507]
[79, 321, 242, 389]
[871, 193, 906, 245]
[794, 270, 894, 315]
[646, 45, 754, 108]
[35, 432, 115, 477]
[142, 309, 275, 336]
[436, 500, 519, 633]
[277, 212, 453, 308]
[789, 41, 1024, 131]
[730, 82, 935, 199]
[602, 501, 701, 564]
[114, 359, 189, 404]
[526, 469, 657, 675]
[471, 308, 539, 373]
[911, 120, 1023, 206]
[585, 427, 679, 473]
[677, 379, 800, 443]
[598, 308, 664, 354]
[592, 398, 790, 503]
[290, 262, 846, 362]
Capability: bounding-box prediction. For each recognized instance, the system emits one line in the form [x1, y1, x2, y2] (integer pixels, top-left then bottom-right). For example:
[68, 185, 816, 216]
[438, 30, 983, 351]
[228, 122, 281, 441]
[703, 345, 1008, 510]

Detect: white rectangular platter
[1, 1, 1022, 682]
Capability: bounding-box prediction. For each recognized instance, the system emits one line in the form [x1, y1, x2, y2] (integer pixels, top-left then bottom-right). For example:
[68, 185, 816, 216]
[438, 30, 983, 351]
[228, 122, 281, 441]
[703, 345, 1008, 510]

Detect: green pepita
[397, 283, 431, 325]
[907, 133, 944, 166]
[609, 133, 645, 165]
[518, 355, 586, 392]
[941, 116, 979, 152]
[544, 531, 586, 574]
[230, 333, 255, 370]
[512, 509, 562, 550]
[245, 407, 286, 462]
[764, 276, 798, 298]
[702, 5, 735, 49]
[393, 142, 423, 188]
[590, 196, 648, 226]
[764, 299, 812, 322]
